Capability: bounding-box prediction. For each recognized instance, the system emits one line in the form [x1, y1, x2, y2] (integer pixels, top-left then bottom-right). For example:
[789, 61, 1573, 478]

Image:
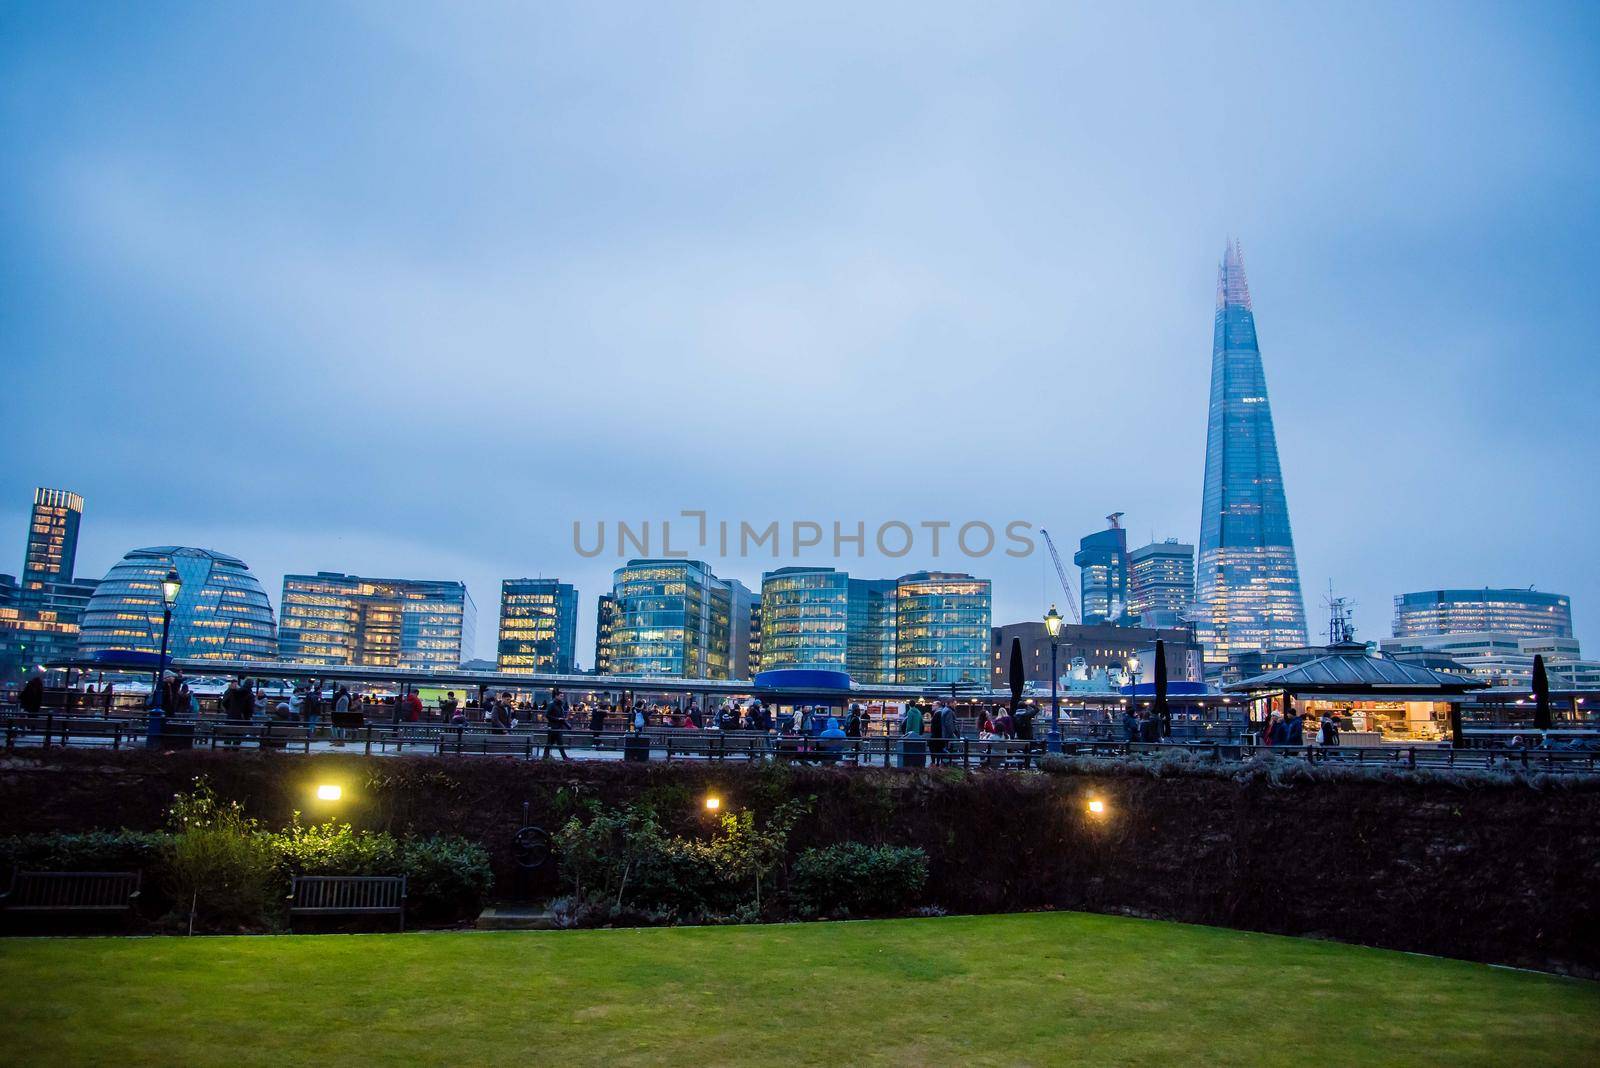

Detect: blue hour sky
[3, 1, 1598, 661]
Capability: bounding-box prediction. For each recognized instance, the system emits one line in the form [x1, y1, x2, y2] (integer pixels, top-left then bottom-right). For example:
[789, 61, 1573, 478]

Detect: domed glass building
[78, 547, 278, 661]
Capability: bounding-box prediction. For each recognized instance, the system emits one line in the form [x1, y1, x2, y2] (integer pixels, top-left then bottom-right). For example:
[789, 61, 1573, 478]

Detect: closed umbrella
[1532, 654, 1553, 732]
[1153, 638, 1170, 737]
[1008, 637, 1024, 717]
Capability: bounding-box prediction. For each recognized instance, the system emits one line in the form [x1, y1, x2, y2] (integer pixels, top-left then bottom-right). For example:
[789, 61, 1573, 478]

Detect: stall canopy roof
[1225, 641, 1489, 695]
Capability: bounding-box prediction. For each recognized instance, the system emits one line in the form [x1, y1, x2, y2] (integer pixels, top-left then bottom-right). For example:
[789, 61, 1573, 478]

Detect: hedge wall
[0, 749, 1595, 975]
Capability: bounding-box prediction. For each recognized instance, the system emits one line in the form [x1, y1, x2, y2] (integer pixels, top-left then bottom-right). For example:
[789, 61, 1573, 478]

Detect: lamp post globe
[1044, 605, 1064, 752]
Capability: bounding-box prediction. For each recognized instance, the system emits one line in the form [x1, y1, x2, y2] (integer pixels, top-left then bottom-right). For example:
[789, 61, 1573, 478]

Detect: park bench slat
[288, 875, 406, 930]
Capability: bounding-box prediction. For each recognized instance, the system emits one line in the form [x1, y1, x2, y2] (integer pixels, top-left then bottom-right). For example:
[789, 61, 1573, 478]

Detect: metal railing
[3, 712, 1596, 773]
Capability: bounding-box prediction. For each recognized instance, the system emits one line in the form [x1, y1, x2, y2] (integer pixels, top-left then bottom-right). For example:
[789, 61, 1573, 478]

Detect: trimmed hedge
[790, 843, 928, 917]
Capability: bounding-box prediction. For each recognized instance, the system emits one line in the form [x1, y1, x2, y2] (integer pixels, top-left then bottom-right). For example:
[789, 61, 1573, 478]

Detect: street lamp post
[146, 567, 183, 745]
[1127, 655, 1142, 691]
[1044, 604, 1063, 752]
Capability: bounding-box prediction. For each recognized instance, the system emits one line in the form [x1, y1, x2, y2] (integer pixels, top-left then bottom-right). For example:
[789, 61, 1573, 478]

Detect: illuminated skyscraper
[496, 578, 578, 674]
[1194, 242, 1308, 670]
[894, 571, 991, 686]
[608, 559, 732, 679]
[278, 572, 475, 670]
[2, 488, 100, 678]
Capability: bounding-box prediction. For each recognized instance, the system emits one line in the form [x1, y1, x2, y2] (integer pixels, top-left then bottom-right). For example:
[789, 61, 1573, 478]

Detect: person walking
[1284, 707, 1306, 747]
[902, 701, 924, 737]
[937, 700, 961, 763]
[542, 688, 572, 760]
[590, 699, 608, 741]
[845, 704, 862, 739]
[1012, 702, 1036, 743]
[302, 680, 323, 730]
[332, 685, 352, 747]
[1317, 712, 1340, 747]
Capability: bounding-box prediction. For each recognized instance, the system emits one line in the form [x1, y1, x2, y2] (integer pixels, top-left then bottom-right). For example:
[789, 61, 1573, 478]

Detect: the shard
[1195, 241, 1308, 672]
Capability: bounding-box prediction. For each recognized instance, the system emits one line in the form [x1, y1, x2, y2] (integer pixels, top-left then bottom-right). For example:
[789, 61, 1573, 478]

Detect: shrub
[555, 800, 805, 917]
[161, 779, 277, 934]
[399, 836, 493, 922]
[270, 818, 491, 924]
[271, 818, 401, 877]
[0, 830, 169, 874]
[789, 843, 928, 918]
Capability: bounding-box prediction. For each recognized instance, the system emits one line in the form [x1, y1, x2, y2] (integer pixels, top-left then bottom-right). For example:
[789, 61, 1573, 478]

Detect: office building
[1392, 588, 1572, 641]
[1380, 631, 1590, 689]
[1, 488, 100, 678]
[746, 595, 762, 675]
[278, 572, 475, 670]
[759, 567, 850, 673]
[847, 577, 897, 684]
[1194, 242, 1309, 670]
[754, 568, 902, 684]
[23, 488, 83, 589]
[895, 571, 990, 686]
[496, 578, 578, 675]
[78, 546, 278, 661]
[1129, 539, 1194, 629]
[608, 559, 732, 679]
[594, 594, 616, 675]
[727, 578, 757, 680]
[1075, 515, 1132, 625]
[992, 621, 1201, 689]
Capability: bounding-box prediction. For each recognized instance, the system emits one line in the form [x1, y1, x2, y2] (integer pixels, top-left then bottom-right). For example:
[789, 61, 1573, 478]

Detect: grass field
[2, 912, 1596, 1066]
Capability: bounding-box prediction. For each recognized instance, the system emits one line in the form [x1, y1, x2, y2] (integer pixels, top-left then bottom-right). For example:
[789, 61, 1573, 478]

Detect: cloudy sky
[4, 1, 1598, 661]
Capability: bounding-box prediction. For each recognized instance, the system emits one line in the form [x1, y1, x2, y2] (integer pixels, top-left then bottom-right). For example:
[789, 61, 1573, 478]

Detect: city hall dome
[78, 546, 277, 662]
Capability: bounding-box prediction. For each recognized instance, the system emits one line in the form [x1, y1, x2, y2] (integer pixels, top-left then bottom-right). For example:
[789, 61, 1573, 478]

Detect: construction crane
[1037, 528, 1082, 625]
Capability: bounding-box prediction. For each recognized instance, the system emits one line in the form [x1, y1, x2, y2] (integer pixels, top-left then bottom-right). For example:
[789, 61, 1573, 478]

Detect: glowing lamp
[316, 784, 342, 801]
[1087, 799, 1106, 815]
[1043, 604, 1063, 640]
[161, 568, 182, 607]
[704, 796, 721, 812]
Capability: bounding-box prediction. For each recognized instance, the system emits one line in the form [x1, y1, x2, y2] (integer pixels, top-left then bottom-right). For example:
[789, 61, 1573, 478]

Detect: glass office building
[609, 559, 732, 679]
[497, 578, 578, 675]
[894, 571, 991, 686]
[759, 567, 851, 673]
[1129, 539, 1195, 629]
[847, 577, 897, 684]
[1194, 242, 1308, 670]
[1392, 588, 1572, 641]
[1, 488, 100, 677]
[1074, 518, 1131, 625]
[23, 488, 82, 588]
[594, 594, 617, 675]
[278, 573, 475, 671]
[79, 546, 278, 661]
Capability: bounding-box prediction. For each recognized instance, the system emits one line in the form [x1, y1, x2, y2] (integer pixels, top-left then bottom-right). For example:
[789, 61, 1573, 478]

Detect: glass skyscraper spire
[1195, 241, 1308, 670]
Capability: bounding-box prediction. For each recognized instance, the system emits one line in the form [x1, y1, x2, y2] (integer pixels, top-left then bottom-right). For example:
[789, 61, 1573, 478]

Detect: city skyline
[5, 4, 1598, 660]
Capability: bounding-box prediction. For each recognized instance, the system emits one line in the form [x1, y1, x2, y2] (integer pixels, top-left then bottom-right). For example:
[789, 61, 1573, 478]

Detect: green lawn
[2, 913, 1596, 1067]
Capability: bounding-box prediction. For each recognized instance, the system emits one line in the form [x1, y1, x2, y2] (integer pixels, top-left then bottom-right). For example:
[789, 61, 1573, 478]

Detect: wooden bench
[288, 875, 407, 931]
[1, 870, 141, 915]
[774, 740, 846, 765]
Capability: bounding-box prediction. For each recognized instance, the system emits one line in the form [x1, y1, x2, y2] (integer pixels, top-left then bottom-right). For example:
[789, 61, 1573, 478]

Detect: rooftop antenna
[1322, 581, 1356, 645]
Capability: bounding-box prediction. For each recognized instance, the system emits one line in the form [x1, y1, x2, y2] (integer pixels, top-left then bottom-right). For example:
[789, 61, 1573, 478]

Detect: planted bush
[162, 779, 277, 934]
[554, 800, 804, 918]
[0, 829, 168, 873]
[789, 843, 929, 918]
